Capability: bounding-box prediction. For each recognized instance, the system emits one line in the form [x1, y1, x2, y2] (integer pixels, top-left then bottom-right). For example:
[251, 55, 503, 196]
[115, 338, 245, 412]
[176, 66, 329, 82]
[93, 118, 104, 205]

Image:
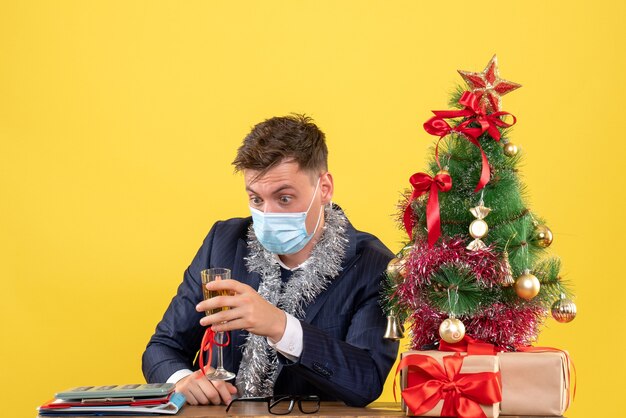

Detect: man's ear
[320, 172, 334, 205]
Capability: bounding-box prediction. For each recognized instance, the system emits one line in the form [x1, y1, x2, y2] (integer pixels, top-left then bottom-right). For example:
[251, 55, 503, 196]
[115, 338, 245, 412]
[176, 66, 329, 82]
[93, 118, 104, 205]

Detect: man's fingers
[180, 370, 236, 405]
[196, 295, 237, 313]
[210, 317, 248, 333]
[199, 309, 232, 327]
[201, 304, 250, 329]
[199, 302, 250, 327]
[183, 390, 198, 406]
[204, 279, 241, 292]
[198, 379, 223, 405]
[188, 381, 211, 405]
[211, 380, 235, 405]
[181, 386, 199, 405]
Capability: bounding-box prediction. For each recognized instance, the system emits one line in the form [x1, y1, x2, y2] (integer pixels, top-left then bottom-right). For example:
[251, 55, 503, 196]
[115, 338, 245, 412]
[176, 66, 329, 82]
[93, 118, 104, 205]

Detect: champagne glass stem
[216, 331, 226, 372]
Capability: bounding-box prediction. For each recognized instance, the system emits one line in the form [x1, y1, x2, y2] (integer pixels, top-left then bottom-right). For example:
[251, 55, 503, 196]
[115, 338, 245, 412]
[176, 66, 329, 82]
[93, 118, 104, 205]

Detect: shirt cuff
[166, 369, 194, 384]
[267, 313, 303, 361]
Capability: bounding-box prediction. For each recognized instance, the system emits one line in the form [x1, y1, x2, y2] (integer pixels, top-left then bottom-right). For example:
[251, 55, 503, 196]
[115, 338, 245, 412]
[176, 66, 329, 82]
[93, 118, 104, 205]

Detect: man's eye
[279, 196, 292, 204]
[250, 196, 262, 205]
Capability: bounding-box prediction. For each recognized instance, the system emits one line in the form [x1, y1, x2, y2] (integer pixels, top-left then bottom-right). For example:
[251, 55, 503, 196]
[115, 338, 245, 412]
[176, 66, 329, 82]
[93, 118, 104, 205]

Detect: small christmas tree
[382, 55, 577, 351]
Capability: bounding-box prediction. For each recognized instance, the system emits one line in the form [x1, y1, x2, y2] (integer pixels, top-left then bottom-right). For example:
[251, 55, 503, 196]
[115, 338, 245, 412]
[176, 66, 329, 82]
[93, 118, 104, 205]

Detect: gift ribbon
[423, 91, 517, 192]
[438, 336, 576, 410]
[439, 335, 502, 356]
[197, 327, 230, 379]
[403, 171, 452, 247]
[394, 353, 502, 418]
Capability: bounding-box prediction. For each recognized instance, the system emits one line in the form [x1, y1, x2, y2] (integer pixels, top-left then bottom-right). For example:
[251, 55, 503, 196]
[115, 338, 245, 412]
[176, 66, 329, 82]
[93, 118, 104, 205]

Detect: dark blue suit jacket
[142, 212, 398, 406]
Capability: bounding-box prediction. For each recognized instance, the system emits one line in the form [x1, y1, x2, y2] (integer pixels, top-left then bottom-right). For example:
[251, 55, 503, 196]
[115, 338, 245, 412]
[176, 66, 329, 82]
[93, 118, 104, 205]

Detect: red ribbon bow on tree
[395, 353, 502, 418]
[403, 171, 452, 247]
[423, 91, 517, 192]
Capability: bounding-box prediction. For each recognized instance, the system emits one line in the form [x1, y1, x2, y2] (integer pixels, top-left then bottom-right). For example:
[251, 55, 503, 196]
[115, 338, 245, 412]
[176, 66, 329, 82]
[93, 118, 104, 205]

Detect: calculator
[55, 383, 175, 400]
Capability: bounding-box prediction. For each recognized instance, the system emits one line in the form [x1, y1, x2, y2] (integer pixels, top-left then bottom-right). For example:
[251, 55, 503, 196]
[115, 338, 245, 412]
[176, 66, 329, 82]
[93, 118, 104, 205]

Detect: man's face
[244, 161, 332, 235]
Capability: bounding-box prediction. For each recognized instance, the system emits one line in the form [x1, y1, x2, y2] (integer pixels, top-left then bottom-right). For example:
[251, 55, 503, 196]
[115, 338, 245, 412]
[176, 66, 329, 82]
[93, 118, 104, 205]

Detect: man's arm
[142, 264, 208, 383]
[141, 222, 238, 405]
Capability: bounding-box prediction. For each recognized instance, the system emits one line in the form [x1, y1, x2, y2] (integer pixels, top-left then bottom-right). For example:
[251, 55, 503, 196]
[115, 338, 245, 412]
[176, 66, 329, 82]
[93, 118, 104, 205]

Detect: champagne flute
[200, 268, 236, 380]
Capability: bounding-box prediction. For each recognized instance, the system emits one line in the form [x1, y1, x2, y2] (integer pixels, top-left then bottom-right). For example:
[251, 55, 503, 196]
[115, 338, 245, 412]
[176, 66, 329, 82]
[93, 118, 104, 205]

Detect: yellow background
[1, 1, 624, 417]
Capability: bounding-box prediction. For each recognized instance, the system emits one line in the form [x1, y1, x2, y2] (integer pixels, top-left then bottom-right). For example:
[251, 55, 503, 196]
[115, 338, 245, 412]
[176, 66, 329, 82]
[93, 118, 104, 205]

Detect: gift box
[498, 350, 571, 416]
[399, 351, 501, 418]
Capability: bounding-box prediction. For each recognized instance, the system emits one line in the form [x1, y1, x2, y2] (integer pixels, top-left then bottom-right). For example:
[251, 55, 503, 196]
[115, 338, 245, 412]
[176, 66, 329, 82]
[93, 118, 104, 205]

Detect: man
[142, 114, 398, 407]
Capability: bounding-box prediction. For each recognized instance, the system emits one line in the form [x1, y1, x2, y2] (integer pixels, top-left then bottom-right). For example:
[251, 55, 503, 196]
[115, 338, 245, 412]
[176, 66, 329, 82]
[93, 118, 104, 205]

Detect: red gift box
[398, 351, 501, 418]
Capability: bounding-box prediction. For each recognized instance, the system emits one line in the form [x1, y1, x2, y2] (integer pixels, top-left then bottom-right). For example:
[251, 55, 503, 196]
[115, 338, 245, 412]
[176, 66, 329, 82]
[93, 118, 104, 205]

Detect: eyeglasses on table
[225, 395, 321, 415]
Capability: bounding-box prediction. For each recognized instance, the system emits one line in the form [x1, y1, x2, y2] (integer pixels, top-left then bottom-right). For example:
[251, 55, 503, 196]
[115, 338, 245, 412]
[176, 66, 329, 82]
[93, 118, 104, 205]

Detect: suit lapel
[231, 235, 260, 290]
[302, 222, 358, 324]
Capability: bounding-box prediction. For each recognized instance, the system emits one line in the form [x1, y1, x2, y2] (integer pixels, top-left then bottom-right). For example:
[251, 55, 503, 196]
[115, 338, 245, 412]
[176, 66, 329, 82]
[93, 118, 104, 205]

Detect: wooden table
[140, 402, 562, 418]
[36, 402, 401, 418]
[176, 402, 404, 417]
[38, 402, 563, 417]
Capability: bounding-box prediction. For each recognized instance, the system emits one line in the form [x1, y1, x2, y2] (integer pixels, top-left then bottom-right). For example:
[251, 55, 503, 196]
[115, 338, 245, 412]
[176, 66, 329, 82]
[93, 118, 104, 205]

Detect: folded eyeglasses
[226, 395, 321, 415]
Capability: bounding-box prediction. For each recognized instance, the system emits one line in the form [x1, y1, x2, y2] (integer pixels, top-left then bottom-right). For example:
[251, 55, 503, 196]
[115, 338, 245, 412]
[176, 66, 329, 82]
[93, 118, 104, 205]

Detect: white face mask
[249, 177, 322, 255]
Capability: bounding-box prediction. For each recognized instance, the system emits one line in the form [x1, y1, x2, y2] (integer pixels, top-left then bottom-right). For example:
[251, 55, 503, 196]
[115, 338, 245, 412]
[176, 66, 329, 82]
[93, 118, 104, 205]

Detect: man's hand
[196, 279, 287, 342]
[175, 369, 238, 405]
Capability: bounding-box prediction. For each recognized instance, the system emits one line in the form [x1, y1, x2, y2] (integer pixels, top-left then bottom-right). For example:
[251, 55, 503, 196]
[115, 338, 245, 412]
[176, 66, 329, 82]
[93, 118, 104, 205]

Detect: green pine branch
[426, 264, 499, 316]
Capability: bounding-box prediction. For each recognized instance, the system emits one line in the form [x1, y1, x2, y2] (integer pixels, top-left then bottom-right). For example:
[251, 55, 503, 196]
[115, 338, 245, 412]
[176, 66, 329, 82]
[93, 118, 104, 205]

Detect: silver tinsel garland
[235, 204, 348, 397]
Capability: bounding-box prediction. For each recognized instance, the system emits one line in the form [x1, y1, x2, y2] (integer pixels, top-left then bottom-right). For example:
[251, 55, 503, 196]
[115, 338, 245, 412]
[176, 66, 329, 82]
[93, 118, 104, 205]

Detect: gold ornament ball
[551, 297, 577, 323]
[437, 169, 450, 177]
[439, 318, 466, 343]
[534, 225, 554, 248]
[503, 142, 519, 157]
[469, 219, 489, 239]
[514, 271, 541, 300]
[387, 257, 408, 279]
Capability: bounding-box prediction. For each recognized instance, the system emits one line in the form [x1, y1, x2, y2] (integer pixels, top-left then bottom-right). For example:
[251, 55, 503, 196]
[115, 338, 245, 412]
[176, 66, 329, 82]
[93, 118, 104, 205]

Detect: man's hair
[232, 114, 328, 179]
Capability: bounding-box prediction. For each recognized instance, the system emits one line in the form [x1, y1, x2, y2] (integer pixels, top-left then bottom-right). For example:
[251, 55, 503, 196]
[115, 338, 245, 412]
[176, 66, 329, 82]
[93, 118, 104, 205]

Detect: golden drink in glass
[202, 288, 231, 316]
[200, 268, 235, 381]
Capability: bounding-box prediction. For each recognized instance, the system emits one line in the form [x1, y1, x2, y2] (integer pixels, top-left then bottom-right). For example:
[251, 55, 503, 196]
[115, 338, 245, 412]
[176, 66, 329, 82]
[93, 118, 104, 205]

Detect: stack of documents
[37, 383, 186, 416]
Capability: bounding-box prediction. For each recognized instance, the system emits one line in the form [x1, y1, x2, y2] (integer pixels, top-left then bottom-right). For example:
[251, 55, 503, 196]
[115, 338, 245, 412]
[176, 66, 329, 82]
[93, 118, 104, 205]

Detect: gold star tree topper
[458, 55, 522, 113]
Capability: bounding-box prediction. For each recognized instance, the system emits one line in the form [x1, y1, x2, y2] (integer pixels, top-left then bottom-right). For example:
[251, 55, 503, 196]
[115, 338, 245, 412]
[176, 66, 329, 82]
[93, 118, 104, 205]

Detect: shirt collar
[273, 254, 310, 271]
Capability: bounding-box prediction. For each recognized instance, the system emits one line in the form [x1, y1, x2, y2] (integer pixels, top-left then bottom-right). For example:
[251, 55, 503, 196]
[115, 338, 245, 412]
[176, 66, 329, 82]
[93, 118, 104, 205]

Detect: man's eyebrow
[245, 184, 296, 195]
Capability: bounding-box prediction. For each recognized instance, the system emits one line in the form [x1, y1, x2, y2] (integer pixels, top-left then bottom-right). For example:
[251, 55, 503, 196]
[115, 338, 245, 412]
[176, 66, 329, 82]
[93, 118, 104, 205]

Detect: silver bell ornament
[383, 315, 405, 340]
